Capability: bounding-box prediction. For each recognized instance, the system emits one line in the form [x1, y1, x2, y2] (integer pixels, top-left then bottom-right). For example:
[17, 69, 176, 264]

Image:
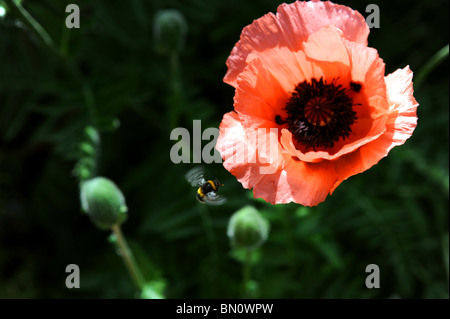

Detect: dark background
[0, 0, 448, 298]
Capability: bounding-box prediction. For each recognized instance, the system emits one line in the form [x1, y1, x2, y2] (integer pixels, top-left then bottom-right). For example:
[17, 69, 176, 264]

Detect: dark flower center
[283, 78, 357, 150]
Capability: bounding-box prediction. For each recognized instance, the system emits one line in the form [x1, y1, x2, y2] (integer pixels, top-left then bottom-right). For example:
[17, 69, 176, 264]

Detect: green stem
[415, 44, 449, 89]
[169, 53, 181, 128]
[198, 204, 217, 253]
[111, 224, 145, 292]
[60, 17, 70, 58]
[4, 0, 58, 54]
[281, 209, 297, 277]
[242, 248, 252, 298]
[197, 204, 220, 296]
[5, 0, 98, 126]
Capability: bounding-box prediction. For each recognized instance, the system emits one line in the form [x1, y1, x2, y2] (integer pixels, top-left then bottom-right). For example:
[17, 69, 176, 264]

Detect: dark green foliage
[0, 0, 448, 298]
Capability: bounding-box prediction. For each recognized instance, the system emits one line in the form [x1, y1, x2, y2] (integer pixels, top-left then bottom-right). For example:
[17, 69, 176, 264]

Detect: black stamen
[284, 78, 357, 150]
[350, 82, 362, 93]
[275, 115, 285, 125]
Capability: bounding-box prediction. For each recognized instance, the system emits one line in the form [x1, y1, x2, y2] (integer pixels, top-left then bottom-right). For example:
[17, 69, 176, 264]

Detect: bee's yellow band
[197, 188, 204, 197]
[207, 180, 216, 190]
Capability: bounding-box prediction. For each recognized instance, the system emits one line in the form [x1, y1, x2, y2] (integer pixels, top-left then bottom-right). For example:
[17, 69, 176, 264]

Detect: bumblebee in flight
[185, 166, 226, 205]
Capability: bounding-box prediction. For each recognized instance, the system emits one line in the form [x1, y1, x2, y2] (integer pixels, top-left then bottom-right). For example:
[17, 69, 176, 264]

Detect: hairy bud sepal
[80, 177, 128, 230]
[227, 206, 269, 250]
[153, 9, 187, 56]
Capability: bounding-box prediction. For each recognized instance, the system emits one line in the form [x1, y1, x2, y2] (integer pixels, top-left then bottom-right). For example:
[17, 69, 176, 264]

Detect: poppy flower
[215, 0, 418, 206]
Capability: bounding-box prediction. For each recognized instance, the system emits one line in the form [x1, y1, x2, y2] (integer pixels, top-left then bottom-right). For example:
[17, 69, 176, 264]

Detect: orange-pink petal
[252, 155, 338, 206]
[216, 111, 285, 189]
[235, 57, 291, 124]
[224, 0, 370, 87]
[331, 66, 419, 193]
[303, 25, 350, 66]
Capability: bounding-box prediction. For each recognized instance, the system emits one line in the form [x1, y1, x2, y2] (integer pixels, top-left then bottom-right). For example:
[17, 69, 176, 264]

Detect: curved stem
[5, 0, 98, 126]
[242, 248, 252, 298]
[4, 0, 58, 54]
[111, 224, 145, 292]
[415, 44, 449, 89]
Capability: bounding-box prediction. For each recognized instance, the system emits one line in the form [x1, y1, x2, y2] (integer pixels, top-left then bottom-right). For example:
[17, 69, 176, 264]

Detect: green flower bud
[80, 177, 127, 230]
[227, 206, 269, 250]
[153, 9, 187, 56]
